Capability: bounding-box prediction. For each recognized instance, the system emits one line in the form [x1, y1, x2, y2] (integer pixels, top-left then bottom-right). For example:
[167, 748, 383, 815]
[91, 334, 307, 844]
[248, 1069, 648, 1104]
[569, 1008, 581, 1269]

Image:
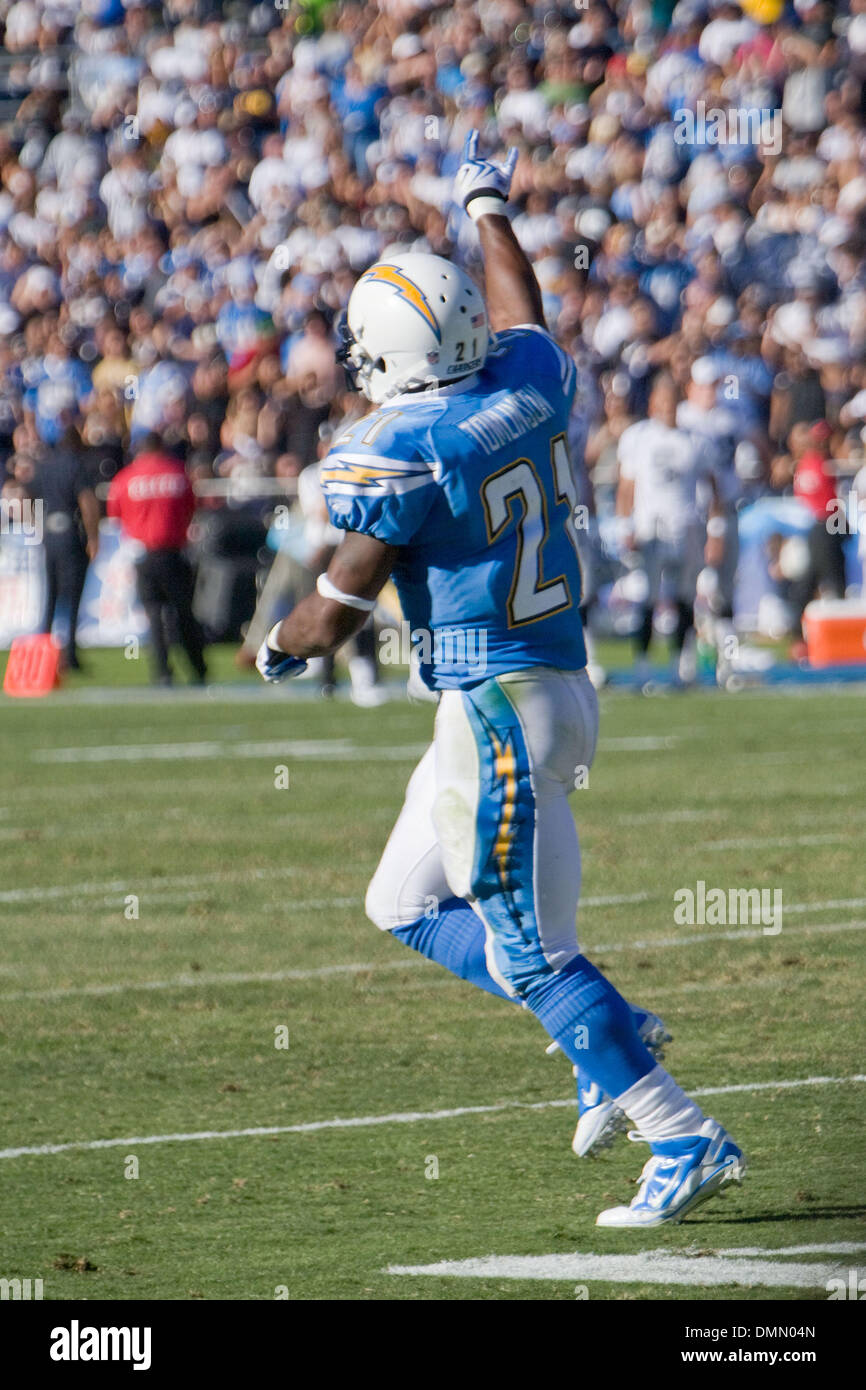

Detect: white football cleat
[572, 1009, 672, 1158]
[573, 1075, 620, 1157]
[348, 656, 388, 707]
[595, 1117, 746, 1228]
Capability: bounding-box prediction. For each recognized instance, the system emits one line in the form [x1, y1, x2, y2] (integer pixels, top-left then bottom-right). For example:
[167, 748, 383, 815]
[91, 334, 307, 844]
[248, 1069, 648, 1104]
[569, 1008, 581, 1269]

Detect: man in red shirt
[790, 421, 847, 642]
[107, 433, 207, 684]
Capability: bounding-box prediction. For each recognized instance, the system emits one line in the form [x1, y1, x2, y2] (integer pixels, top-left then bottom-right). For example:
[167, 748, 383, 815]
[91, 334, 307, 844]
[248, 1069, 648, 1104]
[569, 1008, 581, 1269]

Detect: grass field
[1, 672, 864, 1301]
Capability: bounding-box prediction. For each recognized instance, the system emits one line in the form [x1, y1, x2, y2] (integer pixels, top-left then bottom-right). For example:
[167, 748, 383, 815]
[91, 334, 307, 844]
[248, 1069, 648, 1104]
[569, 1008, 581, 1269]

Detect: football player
[256, 132, 746, 1226]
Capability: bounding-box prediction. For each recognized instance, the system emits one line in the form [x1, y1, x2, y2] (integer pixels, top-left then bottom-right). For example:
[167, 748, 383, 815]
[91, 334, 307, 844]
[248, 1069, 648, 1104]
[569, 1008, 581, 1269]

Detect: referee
[107, 432, 207, 685]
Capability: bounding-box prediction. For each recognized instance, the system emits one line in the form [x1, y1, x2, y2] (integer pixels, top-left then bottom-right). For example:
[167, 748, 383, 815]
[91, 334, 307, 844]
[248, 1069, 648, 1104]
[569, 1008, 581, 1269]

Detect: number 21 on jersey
[481, 433, 582, 627]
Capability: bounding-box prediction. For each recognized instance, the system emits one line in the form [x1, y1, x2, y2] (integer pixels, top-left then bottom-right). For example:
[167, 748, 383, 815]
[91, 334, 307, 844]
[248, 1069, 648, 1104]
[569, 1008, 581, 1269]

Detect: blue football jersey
[321, 324, 587, 690]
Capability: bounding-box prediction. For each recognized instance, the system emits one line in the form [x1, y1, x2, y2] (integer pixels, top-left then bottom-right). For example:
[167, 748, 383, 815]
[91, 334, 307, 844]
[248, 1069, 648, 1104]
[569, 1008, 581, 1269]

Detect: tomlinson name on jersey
[457, 384, 555, 454]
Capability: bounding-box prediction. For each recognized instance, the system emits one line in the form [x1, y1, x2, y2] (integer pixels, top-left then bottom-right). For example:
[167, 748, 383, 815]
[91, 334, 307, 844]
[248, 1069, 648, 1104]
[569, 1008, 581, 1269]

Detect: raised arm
[476, 215, 545, 332]
[454, 130, 545, 332]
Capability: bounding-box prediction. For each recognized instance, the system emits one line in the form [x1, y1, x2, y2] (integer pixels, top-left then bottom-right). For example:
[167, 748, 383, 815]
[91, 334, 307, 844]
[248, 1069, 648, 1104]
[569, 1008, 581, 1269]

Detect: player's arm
[477, 216, 545, 332]
[615, 444, 637, 551]
[615, 475, 635, 519]
[256, 531, 397, 680]
[455, 131, 545, 332]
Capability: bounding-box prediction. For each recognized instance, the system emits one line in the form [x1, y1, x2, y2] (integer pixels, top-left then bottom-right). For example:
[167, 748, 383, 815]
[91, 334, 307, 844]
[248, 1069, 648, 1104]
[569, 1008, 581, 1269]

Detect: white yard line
[29, 733, 682, 765]
[0, 865, 303, 904]
[385, 1244, 866, 1288]
[589, 918, 866, 954]
[31, 740, 430, 765]
[582, 892, 651, 907]
[4, 861, 865, 917]
[0, 873, 647, 909]
[2, 916, 864, 1003]
[0, 1075, 862, 1162]
[13, 823, 852, 854]
[784, 897, 866, 914]
[705, 1242, 866, 1257]
[0, 955, 423, 1002]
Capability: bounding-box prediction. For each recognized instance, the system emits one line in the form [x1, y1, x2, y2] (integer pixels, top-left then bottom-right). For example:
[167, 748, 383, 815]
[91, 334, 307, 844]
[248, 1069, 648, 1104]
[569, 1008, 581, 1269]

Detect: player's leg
[711, 521, 739, 685]
[435, 668, 744, 1221]
[367, 743, 660, 1085]
[671, 527, 703, 683]
[365, 745, 512, 999]
[433, 669, 656, 1093]
[367, 709, 686, 1162]
[41, 535, 60, 637]
[64, 540, 88, 671]
[634, 539, 661, 685]
[347, 618, 385, 707]
[135, 555, 171, 683]
[165, 552, 207, 682]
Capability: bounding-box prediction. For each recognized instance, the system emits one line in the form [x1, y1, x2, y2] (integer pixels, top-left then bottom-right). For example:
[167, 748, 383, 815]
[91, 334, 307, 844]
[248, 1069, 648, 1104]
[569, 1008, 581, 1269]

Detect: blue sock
[392, 904, 656, 1096]
[392, 899, 512, 1001]
[523, 953, 655, 1096]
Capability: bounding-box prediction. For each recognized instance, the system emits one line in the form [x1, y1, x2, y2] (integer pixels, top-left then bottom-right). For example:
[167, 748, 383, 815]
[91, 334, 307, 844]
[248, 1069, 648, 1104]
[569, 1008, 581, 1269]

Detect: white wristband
[706, 516, 727, 539]
[466, 195, 508, 222]
[267, 621, 287, 653]
[317, 572, 377, 612]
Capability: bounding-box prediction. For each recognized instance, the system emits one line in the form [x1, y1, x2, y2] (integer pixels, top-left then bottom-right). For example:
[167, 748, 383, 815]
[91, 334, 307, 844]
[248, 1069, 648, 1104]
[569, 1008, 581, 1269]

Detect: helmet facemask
[335, 311, 377, 399]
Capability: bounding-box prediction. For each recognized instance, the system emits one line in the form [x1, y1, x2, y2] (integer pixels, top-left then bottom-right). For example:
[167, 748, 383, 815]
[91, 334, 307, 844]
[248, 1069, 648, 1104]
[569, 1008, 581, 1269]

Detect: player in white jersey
[256, 133, 746, 1227]
[617, 372, 723, 686]
[676, 359, 754, 682]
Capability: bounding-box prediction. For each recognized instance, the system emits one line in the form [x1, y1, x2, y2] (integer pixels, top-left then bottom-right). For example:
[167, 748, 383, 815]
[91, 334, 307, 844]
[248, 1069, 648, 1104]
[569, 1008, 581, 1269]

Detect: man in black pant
[30, 432, 101, 670]
[107, 432, 207, 685]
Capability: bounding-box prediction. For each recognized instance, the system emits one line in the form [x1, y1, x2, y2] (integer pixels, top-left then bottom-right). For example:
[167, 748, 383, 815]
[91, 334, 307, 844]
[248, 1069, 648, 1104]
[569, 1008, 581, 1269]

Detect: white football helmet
[336, 252, 489, 404]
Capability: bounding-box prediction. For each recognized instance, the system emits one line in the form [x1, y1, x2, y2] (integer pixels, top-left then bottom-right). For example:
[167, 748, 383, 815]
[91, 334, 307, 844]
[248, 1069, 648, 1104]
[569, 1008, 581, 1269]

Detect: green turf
[0, 678, 864, 1300]
[2, 631, 759, 690]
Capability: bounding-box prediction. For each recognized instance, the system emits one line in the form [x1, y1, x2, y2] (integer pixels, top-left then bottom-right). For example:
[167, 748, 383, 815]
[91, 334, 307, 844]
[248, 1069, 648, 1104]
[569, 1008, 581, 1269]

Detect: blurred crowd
[1, 0, 865, 677]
